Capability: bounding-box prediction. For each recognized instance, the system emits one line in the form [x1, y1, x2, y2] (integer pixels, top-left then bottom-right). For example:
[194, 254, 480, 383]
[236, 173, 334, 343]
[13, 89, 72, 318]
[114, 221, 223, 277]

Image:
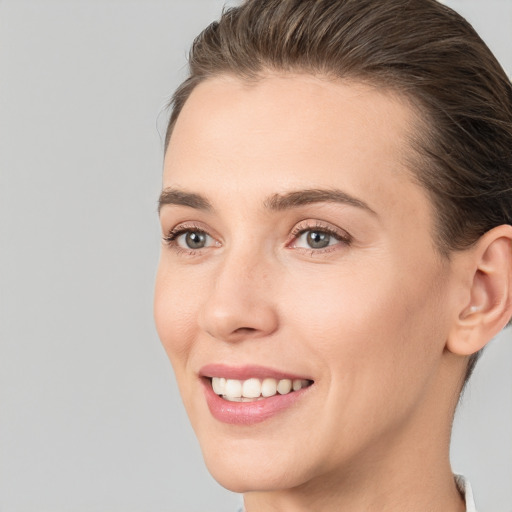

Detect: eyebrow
[158, 187, 375, 215]
[158, 188, 213, 214]
[264, 188, 376, 214]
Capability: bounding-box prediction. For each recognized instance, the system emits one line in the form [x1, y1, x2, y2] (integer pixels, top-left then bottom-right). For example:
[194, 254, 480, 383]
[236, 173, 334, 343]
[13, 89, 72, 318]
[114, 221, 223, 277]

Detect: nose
[198, 250, 279, 343]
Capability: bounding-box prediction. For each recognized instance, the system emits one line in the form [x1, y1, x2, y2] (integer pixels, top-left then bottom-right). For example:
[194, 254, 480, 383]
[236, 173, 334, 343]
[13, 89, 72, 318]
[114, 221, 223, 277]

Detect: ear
[447, 225, 512, 356]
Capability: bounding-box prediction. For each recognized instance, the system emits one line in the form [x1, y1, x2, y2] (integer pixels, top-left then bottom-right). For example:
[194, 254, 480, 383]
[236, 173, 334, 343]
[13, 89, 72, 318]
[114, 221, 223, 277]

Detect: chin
[204, 455, 302, 493]
[197, 432, 317, 493]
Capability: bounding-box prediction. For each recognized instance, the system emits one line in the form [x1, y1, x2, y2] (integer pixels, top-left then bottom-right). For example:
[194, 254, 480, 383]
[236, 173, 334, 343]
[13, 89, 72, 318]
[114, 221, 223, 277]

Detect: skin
[154, 74, 473, 511]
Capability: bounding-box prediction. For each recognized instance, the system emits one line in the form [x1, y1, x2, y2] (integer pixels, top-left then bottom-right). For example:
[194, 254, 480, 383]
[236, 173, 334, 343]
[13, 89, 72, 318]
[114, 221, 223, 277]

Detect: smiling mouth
[209, 377, 314, 402]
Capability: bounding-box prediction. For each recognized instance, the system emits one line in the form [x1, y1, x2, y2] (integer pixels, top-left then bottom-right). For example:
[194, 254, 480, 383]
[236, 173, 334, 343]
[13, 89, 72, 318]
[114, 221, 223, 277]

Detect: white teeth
[242, 378, 262, 398]
[261, 378, 277, 397]
[277, 378, 292, 395]
[224, 379, 242, 398]
[211, 377, 226, 395]
[211, 376, 311, 400]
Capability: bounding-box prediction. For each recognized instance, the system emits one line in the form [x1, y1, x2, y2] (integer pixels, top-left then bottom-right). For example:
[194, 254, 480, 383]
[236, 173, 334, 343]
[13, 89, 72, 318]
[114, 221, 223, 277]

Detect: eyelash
[162, 223, 212, 256]
[289, 221, 352, 253]
[162, 221, 352, 256]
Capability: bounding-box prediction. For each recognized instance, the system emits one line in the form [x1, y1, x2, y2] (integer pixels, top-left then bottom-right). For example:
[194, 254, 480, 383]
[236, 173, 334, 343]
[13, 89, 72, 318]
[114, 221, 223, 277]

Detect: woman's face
[155, 75, 458, 492]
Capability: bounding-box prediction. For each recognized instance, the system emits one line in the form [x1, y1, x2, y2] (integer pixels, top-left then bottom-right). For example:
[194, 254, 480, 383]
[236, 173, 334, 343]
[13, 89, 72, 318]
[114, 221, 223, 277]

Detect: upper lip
[199, 363, 313, 382]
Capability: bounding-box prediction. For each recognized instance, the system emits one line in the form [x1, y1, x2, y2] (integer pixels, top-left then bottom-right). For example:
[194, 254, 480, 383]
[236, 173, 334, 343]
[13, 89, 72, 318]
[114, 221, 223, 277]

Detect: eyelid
[287, 220, 352, 251]
[162, 221, 220, 253]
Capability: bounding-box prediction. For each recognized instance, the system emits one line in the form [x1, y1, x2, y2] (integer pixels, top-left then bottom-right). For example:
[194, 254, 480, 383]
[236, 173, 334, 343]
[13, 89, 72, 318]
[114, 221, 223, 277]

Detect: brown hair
[165, 0, 512, 382]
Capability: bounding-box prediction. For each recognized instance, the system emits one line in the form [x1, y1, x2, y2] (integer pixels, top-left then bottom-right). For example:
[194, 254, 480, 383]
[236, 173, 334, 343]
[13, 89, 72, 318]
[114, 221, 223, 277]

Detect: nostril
[234, 327, 258, 334]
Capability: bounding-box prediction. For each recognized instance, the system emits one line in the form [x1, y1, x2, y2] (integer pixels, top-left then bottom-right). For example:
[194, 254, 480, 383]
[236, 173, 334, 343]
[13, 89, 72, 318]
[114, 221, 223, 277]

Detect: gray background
[0, 1, 510, 511]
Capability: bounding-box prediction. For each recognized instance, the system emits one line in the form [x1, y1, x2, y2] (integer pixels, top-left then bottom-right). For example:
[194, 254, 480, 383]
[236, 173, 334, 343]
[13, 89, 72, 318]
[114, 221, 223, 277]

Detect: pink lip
[199, 364, 314, 426]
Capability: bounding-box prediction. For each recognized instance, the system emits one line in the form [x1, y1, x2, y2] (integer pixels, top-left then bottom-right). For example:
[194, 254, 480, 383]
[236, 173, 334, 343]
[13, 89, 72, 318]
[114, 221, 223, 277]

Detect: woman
[154, 0, 512, 510]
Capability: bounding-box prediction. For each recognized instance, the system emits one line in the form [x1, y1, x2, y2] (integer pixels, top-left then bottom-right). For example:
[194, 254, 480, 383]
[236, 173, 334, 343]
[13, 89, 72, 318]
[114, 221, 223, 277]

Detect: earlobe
[447, 225, 512, 356]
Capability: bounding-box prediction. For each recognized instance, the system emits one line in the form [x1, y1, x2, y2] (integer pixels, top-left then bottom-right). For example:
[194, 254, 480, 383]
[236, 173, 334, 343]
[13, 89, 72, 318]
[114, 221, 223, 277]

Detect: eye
[296, 230, 335, 249]
[178, 231, 210, 249]
[289, 222, 351, 253]
[163, 224, 218, 252]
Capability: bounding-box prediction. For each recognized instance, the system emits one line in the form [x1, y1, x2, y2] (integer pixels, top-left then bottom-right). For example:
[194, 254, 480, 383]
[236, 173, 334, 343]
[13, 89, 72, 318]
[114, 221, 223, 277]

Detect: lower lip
[202, 379, 311, 425]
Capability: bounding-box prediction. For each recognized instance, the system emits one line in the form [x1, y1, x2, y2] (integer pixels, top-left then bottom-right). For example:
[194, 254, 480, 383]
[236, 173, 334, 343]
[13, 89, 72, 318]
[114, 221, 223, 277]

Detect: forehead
[166, 73, 415, 170]
[163, 73, 430, 226]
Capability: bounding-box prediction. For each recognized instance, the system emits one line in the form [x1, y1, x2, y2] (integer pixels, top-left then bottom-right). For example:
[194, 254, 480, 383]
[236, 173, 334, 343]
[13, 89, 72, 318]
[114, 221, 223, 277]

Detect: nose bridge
[199, 242, 278, 341]
[222, 242, 269, 288]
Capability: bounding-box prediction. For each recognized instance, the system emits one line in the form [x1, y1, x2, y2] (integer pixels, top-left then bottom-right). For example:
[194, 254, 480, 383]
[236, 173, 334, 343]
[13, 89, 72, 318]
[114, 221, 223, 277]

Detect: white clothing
[456, 475, 478, 512]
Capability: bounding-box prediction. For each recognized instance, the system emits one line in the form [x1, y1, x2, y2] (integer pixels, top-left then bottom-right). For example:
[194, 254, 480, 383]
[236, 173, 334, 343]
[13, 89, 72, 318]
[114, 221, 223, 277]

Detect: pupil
[307, 231, 330, 249]
[186, 232, 206, 249]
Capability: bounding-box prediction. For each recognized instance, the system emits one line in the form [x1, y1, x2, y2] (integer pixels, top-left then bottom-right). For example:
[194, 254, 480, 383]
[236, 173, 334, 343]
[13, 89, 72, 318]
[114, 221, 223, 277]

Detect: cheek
[286, 262, 447, 393]
[283, 263, 403, 347]
[281, 265, 449, 465]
